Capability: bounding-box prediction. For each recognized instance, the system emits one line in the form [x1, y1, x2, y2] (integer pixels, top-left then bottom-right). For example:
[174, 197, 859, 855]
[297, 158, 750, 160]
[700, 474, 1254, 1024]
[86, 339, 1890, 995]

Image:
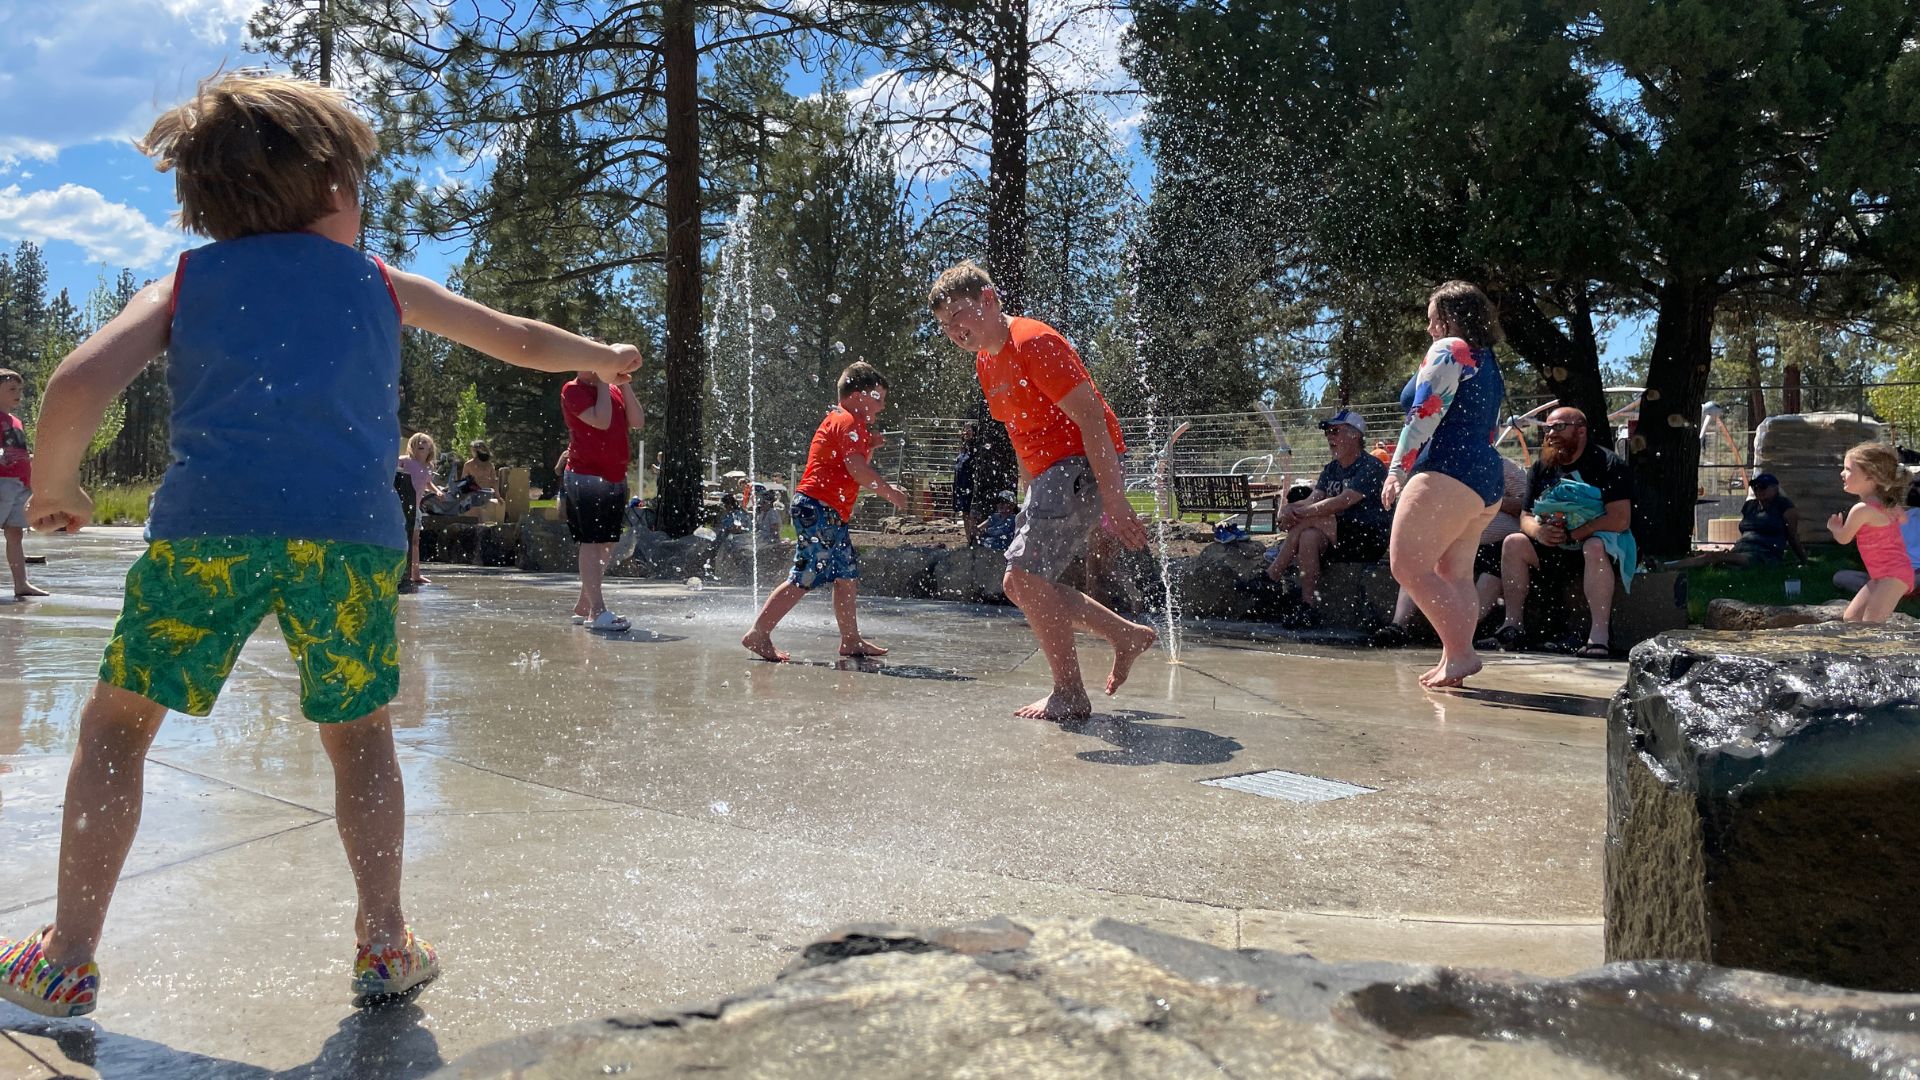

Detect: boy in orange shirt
[742, 362, 908, 662]
[930, 262, 1155, 721]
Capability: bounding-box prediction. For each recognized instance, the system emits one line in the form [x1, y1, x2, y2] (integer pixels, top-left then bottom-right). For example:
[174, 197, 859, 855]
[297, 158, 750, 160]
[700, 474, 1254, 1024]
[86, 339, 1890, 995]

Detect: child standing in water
[742, 362, 908, 662]
[0, 369, 49, 600]
[1827, 442, 1914, 624]
[930, 262, 1155, 721]
[398, 431, 442, 586]
[0, 72, 639, 1017]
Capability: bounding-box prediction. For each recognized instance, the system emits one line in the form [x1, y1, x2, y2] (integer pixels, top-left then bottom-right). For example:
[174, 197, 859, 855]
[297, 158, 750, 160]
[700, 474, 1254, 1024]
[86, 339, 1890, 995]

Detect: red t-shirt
[795, 406, 873, 519]
[0, 413, 29, 485]
[561, 380, 631, 483]
[975, 317, 1125, 477]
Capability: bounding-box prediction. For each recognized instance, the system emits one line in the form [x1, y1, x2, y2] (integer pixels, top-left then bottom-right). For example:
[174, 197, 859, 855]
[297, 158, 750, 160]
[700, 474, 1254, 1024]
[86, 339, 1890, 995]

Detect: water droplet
[826, 293, 842, 305]
[709, 800, 731, 816]
[784, 343, 798, 357]
[775, 268, 790, 280]
[759, 304, 775, 321]
[685, 577, 704, 590]
[794, 200, 808, 212]
[832, 341, 847, 354]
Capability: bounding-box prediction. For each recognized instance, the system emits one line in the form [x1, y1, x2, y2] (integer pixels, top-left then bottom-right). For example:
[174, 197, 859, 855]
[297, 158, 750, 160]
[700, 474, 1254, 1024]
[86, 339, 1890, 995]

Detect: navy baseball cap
[1749, 473, 1778, 489]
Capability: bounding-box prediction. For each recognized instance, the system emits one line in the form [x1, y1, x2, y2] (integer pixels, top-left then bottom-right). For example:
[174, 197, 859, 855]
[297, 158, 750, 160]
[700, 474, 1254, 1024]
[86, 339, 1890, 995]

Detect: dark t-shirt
[1526, 443, 1632, 511]
[1739, 495, 1795, 552]
[1315, 454, 1390, 533]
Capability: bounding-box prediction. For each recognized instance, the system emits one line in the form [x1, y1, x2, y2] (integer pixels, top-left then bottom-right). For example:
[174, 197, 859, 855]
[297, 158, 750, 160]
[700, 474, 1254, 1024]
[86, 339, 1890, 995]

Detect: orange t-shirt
[976, 317, 1125, 477]
[795, 405, 874, 519]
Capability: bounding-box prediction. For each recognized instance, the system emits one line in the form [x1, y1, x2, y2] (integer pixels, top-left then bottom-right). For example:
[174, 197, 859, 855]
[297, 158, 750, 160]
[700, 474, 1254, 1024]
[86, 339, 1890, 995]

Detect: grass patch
[89, 483, 157, 525]
[529, 497, 557, 509]
[1681, 547, 1920, 621]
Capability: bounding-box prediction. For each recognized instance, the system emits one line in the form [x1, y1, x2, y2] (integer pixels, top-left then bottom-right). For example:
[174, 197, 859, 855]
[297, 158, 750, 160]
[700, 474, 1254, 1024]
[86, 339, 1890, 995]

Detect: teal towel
[1532, 479, 1637, 594]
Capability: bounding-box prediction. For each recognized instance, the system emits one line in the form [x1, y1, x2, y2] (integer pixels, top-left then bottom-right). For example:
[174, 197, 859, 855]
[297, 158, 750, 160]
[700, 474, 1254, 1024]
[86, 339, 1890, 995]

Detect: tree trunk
[985, 0, 1030, 314]
[1491, 284, 1608, 429]
[1632, 278, 1720, 557]
[657, 0, 705, 537]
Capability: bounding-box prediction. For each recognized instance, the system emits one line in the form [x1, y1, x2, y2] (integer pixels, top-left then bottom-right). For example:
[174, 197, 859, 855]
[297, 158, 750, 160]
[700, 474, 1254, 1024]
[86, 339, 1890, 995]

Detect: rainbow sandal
[0, 926, 99, 1018]
[351, 928, 439, 1001]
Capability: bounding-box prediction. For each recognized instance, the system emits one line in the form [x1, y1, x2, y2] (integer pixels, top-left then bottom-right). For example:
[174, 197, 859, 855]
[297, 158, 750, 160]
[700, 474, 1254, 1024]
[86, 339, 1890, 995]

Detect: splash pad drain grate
[1201, 770, 1375, 804]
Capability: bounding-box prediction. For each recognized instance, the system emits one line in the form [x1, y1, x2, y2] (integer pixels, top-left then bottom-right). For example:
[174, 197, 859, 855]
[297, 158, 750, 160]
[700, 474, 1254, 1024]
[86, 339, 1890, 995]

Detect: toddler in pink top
[1827, 442, 1914, 624]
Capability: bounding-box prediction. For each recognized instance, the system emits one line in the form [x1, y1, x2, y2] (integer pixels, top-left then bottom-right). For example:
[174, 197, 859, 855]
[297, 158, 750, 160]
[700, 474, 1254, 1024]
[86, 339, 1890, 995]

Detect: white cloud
[0, 0, 266, 156]
[0, 184, 181, 268]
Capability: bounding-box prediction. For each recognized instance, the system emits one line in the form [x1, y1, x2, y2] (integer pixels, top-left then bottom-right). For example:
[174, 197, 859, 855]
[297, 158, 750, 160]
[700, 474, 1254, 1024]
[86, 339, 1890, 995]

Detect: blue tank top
[1399, 345, 1507, 504]
[147, 232, 407, 550]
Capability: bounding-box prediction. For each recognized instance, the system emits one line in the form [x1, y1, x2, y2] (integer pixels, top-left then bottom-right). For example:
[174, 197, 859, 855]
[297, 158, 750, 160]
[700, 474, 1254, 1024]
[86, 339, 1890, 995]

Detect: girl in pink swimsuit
[1827, 442, 1915, 624]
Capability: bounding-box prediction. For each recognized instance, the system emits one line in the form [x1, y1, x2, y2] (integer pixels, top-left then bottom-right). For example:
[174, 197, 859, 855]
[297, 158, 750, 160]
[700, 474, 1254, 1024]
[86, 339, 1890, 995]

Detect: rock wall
[1606, 622, 1920, 990]
[1753, 412, 1888, 538]
[434, 918, 1920, 1079]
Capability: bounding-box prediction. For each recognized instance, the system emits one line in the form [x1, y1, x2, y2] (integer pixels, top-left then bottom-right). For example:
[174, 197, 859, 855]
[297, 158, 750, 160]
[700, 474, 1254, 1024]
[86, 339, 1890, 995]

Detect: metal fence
[877, 381, 1912, 538]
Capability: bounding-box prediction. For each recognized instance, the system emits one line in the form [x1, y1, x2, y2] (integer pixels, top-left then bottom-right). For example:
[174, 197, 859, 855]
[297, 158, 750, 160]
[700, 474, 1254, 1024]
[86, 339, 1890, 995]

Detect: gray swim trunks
[1005, 456, 1101, 582]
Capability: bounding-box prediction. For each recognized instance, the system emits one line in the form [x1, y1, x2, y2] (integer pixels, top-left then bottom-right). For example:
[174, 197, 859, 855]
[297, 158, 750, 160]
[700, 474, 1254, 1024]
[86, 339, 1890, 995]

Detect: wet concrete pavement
[1, 528, 1621, 1078]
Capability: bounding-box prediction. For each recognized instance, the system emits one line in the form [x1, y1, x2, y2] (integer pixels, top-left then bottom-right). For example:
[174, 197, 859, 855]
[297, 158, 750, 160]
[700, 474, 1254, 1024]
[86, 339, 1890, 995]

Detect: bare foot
[1421, 653, 1483, 689]
[1014, 690, 1092, 721]
[839, 638, 888, 657]
[741, 629, 789, 662]
[14, 584, 47, 598]
[1105, 622, 1158, 695]
[409, 575, 431, 585]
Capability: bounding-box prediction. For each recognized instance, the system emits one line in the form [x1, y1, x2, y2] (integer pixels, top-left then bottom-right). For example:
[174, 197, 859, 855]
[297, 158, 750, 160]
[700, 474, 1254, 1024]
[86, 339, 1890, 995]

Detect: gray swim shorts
[1005, 456, 1101, 582]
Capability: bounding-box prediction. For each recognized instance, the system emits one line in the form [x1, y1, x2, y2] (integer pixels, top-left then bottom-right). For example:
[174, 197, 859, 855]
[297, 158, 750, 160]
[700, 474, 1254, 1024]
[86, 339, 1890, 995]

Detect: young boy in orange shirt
[930, 262, 1156, 720]
[741, 362, 908, 662]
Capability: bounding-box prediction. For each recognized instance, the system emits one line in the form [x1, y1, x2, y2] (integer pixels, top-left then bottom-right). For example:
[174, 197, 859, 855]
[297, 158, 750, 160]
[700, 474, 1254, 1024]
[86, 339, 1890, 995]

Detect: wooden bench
[1171, 473, 1279, 533]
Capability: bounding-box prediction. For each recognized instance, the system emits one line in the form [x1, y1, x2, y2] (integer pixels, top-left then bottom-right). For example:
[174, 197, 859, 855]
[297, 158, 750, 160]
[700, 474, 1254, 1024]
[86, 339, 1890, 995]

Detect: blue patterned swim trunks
[788, 493, 859, 589]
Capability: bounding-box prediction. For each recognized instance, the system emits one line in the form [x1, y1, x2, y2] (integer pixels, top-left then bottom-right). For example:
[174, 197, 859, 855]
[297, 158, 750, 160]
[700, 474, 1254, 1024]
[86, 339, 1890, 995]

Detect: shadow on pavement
[5, 998, 444, 1079]
[1064, 710, 1244, 767]
[1450, 687, 1609, 718]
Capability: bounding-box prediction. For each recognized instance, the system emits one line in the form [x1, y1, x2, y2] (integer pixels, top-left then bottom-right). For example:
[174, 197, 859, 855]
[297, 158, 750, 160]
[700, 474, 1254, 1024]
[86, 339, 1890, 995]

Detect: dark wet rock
[515, 513, 577, 574]
[650, 535, 718, 580]
[1170, 539, 1268, 618]
[929, 546, 1006, 604]
[857, 545, 935, 598]
[1607, 622, 1920, 991]
[434, 918, 1920, 1079]
[1313, 562, 1399, 631]
[709, 535, 789, 585]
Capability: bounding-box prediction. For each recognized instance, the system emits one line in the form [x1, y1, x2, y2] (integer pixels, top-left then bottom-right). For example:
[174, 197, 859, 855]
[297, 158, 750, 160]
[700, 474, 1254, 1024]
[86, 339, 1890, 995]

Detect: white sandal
[585, 610, 631, 632]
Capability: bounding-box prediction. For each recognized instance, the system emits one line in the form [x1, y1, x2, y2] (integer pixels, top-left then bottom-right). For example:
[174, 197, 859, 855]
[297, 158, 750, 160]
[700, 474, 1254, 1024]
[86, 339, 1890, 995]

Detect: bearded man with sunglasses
[1485, 406, 1633, 657]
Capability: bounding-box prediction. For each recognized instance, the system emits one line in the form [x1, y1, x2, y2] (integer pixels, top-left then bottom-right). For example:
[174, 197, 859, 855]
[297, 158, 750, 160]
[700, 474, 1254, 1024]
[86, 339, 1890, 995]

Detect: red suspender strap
[372, 255, 403, 320]
[169, 251, 189, 321]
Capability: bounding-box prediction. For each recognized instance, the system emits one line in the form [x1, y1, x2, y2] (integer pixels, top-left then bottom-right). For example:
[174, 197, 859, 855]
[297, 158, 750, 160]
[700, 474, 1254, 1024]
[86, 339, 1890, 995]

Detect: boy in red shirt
[742, 362, 907, 662]
[930, 262, 1156, 721]
[0, 369, 48, 600]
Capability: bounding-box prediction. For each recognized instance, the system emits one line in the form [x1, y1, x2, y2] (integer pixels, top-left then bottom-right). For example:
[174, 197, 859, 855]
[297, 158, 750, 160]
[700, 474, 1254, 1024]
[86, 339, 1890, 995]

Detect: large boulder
[855, 545, 936, 599]
[930, 546, 1006, 604]
[710, 535, 791, 586]
[1753, 412, 1888, 539]
[1606, 623, 1920, 991]
[651, 535, 718, 580]
[1174, 539, 1268, 618]
[435, 917, 1920, 1079]
[1314, 562, 1398, 631]
[516, 514, 577, 574]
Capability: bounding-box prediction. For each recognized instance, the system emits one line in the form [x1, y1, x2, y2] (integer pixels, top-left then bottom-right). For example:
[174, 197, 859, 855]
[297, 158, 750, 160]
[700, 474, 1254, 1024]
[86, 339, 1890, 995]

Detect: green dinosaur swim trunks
[100, 536, 405, 723]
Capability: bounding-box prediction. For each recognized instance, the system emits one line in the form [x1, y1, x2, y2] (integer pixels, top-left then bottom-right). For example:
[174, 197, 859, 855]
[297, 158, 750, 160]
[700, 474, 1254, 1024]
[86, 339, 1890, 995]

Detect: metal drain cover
[1202, 770, 1375, 804]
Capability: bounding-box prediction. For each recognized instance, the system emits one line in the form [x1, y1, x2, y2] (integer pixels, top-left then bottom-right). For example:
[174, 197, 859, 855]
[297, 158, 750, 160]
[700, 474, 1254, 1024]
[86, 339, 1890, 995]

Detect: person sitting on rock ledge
[1253, 409, 1391, 629]
[1482, 406, 1633, 658]
[979, 490, 1018, 552]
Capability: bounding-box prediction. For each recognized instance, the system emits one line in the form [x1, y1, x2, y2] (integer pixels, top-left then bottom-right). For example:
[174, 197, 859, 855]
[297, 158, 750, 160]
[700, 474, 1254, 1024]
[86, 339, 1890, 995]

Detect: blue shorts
[788, 494, 859, 589]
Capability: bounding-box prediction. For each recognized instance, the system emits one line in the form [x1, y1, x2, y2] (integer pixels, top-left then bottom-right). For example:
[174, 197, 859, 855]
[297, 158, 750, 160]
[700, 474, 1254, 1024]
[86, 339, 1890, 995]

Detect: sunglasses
[1540, 422, 1586, 434]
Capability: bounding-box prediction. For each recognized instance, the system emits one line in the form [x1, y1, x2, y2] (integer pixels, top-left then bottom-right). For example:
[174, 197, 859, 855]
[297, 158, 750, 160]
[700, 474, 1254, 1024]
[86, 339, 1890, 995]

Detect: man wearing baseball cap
[1659, 472, 1807, 570]
[1254, 408, 1392, 627]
